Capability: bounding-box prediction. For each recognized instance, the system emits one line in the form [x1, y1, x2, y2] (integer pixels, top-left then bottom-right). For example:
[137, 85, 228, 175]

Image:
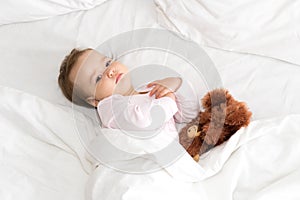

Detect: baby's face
[69, 50, 130, 106]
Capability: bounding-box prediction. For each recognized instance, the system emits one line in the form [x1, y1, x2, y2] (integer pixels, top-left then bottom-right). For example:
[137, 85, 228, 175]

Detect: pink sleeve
[96, 95, 119, 128]
[173, 92, 200, 123]
[97, 94, 178, 130]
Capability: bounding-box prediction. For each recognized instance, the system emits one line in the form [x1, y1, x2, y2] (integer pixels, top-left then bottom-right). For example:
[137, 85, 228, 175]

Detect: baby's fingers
[156, 88, 171, 98]
[153, 87, 166, 98]
[149, 85, 166, 98]
[147, 82, 157, 88]
[149, 85, 159, 96]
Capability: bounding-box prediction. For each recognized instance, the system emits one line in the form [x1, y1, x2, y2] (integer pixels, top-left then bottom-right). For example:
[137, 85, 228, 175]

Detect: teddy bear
[179, 88, 252, 162]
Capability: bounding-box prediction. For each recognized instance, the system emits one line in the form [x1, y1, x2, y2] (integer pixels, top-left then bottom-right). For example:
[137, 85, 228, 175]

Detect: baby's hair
[58, 48, 94, 108]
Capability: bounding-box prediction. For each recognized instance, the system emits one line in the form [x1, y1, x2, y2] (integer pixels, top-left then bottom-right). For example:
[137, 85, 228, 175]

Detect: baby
[58, 48, 199, 132]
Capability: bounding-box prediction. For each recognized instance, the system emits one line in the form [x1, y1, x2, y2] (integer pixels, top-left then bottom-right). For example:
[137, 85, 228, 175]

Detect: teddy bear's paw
[193, 154, 200, 162]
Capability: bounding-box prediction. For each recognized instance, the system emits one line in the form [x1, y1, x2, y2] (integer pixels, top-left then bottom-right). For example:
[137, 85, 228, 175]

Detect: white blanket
[200, 114, 300, 200]
[0, 86, 91, 200]
[2, 85, 300, 200]
[87, 114, 300, 200]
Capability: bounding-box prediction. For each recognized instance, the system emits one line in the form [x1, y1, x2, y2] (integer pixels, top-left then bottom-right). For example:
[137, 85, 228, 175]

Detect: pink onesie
[97, 84, 199, 135]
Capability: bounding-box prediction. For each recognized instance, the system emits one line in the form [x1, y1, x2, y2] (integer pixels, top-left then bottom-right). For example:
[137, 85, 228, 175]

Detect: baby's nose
[107, 68, 116, 78]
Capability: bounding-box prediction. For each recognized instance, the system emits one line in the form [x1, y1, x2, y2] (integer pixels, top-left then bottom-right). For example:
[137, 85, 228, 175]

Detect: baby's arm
[147, 77, 182, 99]
[147, 77, 201, 124]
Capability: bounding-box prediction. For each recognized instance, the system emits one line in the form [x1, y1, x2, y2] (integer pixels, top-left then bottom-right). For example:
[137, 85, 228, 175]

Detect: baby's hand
[147, 82, 176, 101]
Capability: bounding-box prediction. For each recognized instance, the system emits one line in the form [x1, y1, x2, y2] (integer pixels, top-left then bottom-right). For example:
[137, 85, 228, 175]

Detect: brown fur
[179, 88, 252, 161]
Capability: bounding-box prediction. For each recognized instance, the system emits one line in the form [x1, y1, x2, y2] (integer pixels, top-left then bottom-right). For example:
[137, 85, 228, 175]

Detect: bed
[1, 0, 300, 199]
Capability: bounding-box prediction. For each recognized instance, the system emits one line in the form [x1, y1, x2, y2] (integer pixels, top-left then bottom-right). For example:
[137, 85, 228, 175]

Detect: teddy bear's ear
[187, 125, 200, 138]
[225, 102, 252, 127]
[202, 88, 229, 110]
[179, 119, 199, 148]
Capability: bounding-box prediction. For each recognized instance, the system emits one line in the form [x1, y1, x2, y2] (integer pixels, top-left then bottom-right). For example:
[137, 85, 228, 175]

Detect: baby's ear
[86, 96, 99, 108]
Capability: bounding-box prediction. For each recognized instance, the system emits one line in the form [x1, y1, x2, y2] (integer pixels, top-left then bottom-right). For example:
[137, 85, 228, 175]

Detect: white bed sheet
[155, 0, 300, 65]
[0, 0, 108, 26]
[1, 0, 300, 199]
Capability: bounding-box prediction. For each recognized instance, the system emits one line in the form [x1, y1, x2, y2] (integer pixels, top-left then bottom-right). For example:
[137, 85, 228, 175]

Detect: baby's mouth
[115, 73, 123, 84]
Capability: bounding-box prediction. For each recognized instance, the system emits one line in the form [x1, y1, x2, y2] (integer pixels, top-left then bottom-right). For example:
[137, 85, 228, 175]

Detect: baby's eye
[96, 74, 102, 83]
[105, 59, 112, 67]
